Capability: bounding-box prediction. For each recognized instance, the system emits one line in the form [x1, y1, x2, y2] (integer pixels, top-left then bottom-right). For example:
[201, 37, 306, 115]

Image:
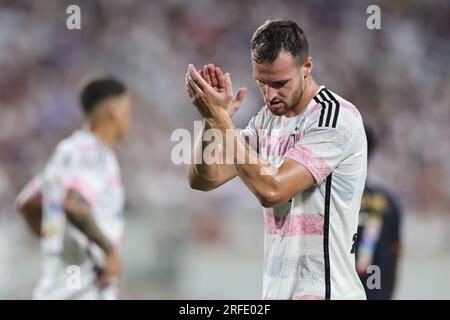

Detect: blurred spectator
[355, 126, 402, 300]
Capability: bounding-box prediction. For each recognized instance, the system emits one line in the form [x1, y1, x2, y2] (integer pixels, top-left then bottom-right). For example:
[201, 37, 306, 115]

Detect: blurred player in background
[355, 126, 402, 300]
[187, 19, 367, 299]
[16, 77, 131, 299]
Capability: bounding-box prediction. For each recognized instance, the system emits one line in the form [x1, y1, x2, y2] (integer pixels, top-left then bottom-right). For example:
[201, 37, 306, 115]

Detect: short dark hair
[80, 77, 127, 115]
[251, 19, 309, 65]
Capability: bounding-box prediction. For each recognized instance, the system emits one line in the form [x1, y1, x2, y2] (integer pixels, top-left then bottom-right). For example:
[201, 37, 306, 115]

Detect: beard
[268, 81, 305, 116]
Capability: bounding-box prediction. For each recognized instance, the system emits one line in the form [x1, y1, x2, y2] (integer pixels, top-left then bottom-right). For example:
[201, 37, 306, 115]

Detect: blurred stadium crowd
[0, 0, 449, 299]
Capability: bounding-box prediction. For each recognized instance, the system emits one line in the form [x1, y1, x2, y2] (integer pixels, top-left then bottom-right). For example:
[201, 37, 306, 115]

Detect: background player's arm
[188, 64, 246, 191]
[16, 176, 43, 238]
[63, 188, 113, 254]
[62, 188, 121, 287]
[16, 190, 42, 237]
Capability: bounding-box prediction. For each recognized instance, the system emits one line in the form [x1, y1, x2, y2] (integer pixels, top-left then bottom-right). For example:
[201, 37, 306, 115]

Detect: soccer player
[16, 77, 131, 299]
[355, 126, 402, 299]
[186, 19, 367, 300]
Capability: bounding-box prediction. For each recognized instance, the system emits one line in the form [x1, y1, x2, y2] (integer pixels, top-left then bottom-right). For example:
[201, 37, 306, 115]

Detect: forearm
[211, 117, 280, 206]
[189, 120, 236, 190]
[190, 120, 220, 180]
[63, 189, 113, 254]
[16, 176, 43, 237]
[17, 196, 42, 237]
[233, 131, 280, 206]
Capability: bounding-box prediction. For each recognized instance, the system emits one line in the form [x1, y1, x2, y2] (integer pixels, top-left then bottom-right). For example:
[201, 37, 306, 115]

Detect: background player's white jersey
[241, 86, 367, 300]
[19, 130, 125, 299]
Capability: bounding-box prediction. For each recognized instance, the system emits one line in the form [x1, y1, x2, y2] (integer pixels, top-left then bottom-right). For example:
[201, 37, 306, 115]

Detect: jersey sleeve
[284, 109, 360, 185]
[62, 150, 107, 206]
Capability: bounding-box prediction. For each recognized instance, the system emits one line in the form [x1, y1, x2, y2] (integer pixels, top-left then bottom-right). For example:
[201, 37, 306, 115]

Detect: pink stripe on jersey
[108, 175, 122, 188]
[68, 177, 98, 204]
[264, 212, 324, 236]
[339, 99, 359, 118]
[293, 294, 325, 300]
[266, 130, 272, 155]
[258, 130, 304, 158]
[284, 144, 331, 185]
[78, 144, 97, 154]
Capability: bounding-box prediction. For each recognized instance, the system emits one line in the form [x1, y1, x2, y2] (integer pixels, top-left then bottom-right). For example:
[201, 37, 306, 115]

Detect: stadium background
[0, 0, 449, 299]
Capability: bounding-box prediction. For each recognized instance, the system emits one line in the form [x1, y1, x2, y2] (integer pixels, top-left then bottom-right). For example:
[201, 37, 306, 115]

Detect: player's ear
[110, 103, 121, 124]
[103, 102, 117, 125]
[303, 56, 313, 78]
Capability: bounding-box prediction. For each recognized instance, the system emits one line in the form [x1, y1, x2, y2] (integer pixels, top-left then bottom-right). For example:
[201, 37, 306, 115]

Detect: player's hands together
[186, 63, 247, 121]
[199, 64, 247, 118]
[97, 248, 122, 288]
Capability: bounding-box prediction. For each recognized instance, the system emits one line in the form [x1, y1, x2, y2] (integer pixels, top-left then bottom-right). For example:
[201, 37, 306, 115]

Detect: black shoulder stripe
[314, 88, 341, 128]
[319, 90, 334, 128]
[321, 89, 341, 129]
[318, 90, 328, 102]
[316, 90, 330, 127]
[332, 102, 340, 128]
[325, 101, 334, 127]
[314, 87, 328, 103]
[318, 102, 327, 127]
[323, 89, 336, 102]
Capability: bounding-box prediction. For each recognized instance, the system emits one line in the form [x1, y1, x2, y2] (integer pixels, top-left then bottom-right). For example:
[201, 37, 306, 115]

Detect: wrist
[104, 243, 116, 256]
[206, 110, 232, 129]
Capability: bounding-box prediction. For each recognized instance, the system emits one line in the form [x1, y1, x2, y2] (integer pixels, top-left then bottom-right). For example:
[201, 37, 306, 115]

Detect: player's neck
[288, 77, 320, 118]
[85, 122, 116, 149]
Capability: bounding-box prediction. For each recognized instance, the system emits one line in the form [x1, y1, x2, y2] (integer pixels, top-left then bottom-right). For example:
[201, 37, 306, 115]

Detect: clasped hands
[185, 63, 247, 125]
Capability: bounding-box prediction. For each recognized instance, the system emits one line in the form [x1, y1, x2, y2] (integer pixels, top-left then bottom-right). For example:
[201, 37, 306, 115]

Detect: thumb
[224, 73, 233, 97]
[233, 87, 247, 104]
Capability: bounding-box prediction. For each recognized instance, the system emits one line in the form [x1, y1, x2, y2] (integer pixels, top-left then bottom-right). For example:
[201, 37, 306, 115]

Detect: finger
[224, 72, 233, 96]
[203, 65, 212, 85]
[185, 72, 195, 97]
[208, 64, 218, 88]
[187, 73, 204, 96]
[186, 83, 195, 98]
[234, 87, 247, 104]
[215, 67, 225, 90]
[188, 64, 211, 92]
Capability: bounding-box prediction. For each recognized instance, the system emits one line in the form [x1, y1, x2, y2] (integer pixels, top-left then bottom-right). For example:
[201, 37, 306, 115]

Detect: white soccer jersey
[241, 86, 367, 300]
[19, 130, 125, 300]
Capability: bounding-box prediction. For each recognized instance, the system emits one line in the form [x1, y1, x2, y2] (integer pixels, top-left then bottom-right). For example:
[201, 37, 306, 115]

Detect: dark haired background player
[186, 19, 367, 299]
[355, 126, 402, 300]
[16, 77, 131, 299]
